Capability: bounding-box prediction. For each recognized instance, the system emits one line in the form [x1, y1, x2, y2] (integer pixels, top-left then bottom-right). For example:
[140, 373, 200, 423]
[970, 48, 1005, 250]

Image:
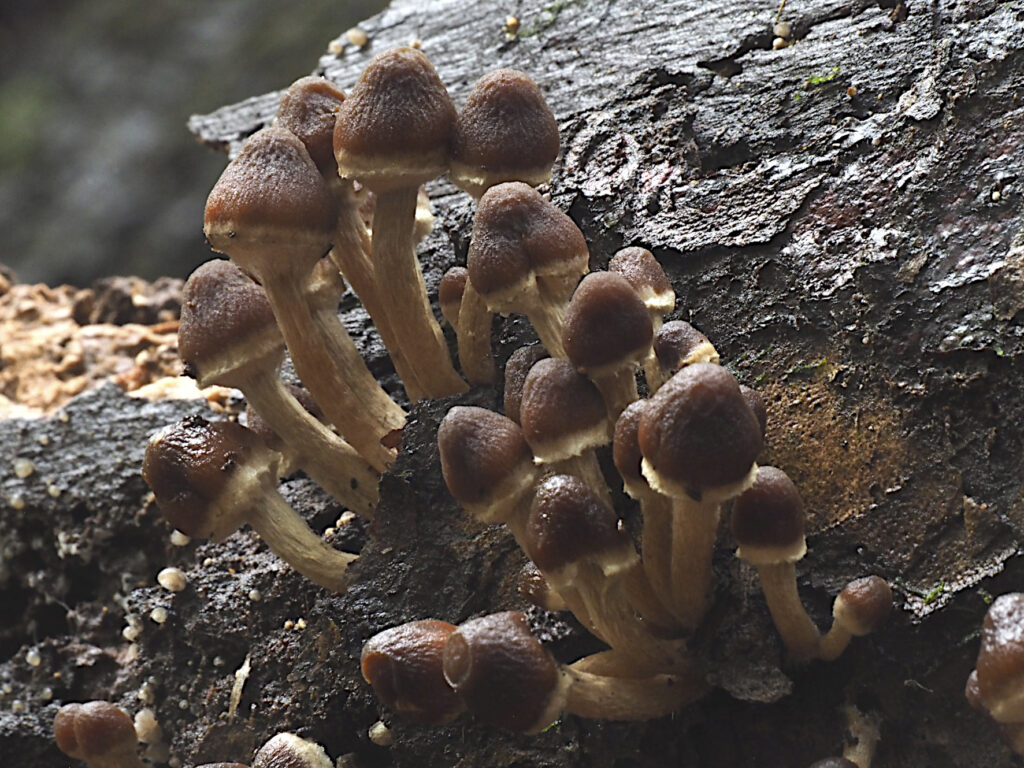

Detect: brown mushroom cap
[333, 47, 456, 191]
[562, 272, 653, 376]
[142, 416, 270, 539]
[525, 474, 636, 581]
[739, 384, 768, 439]
[653, 320, 717, 373]
[178, 260, 281, 387]
[252, 733, 332, 768]
[439, 266, 469, 326]
[639, 362, 762, 496]
[442, 611, 566, 732]
[832, 575, 893, 636]
[204, 127, 336, 267]
[276, 76, 346, 178]
[520, 358, 609, 463]
[730, 466, 806, 565]
[451, 69, 560, 197]
[612, 399, 650, 495]
[54, 701, 139, 764]
[437, 406, 535, 521]
[608, 247, 674, 316]
[976, 592, 1024, 722]
[467, 182, 587, 309]
[503, 344, 549, 423]
[361, 620, 465, 725]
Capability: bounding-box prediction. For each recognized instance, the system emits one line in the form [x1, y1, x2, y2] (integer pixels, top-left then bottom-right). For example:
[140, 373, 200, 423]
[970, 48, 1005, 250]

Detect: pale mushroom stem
[755, 561, 822, 660]
[457, 279, 497, 384]
[329, 203, 427, 400]
[640, 491, 674, 619]
[523, 291, 567, 358]
[623, 563, 680, 632]
[592, 367, 640, 421]
[242, 370, 379, 517]
[563, 662, 707, 720]
[550, 453, 613, 509]
[669, 495, 721, 629]
[247, 478, 357, 592]
[260, 276, 396, 472]
[371, 187, 468, 399]
[643, 351, 667, 394]
[818, 622, 855, 662]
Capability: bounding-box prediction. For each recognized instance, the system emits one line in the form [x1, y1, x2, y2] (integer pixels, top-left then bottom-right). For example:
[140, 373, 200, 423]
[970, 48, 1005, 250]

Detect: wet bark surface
[3, 0, 1024, 766]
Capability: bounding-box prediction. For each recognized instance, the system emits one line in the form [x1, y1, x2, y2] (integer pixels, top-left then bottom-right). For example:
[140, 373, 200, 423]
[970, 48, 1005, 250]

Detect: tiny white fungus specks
[46, 484, 61, 498]
[25, 649, 41, 667]
[368, 720, 394, 746]
[135, 708, 163, 743]
[328, 37, 344, 55]
[170, 530, 191, 547]
[150, 607, 169, 624]
[37, 435, 50, 446]
[213, 656, 225, 667]
[773, 21, 792, 38]
[157, 567, 187, 592]
[295, 618, 307, 630]
[772, 37, 788, 50]
[346, 27, 369, 47]
[40, 687, 53, 701]
[992, 190, 1001, 202]
[248, 589, 262, 602]
[11, 700, 25, 713]
[9, 494, 25, 510]
[284, 620, 295, 630]
[13, 458, 34, 478]
[338, 511, 356, 526]
[58, 411, 70, 423]
[123, 620, 142, 642]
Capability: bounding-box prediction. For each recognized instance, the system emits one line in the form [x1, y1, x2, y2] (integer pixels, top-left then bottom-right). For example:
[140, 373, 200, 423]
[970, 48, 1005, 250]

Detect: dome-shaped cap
[437, 406, 535, 522]
[252, 733, 333, 768]
[730, 466, 806, 565]
[613, 399, 650, 495]
[653, 320, 718, 374]
[832, 575, 892, 636]
[439, 266, 468, 326]
[443, 611, 565, 732]
[503, 344, 548, 423]
[525, 474, 636, 580]
[54, 701, 138, 763]
[563, 272, 653, 376]
[976, 592, 1024, 722]
[451, 69, 559, 198]
[608, 247, 675, 315]
[739, 384, 768, 439]
[276, 76, 346, 177]
[179, 260, 282, 387]
[333, 47, 455, 190]
[639, 363, 762, 495]
[361, 620, 465, 725]
[520, 358, 609, 462]
[204, 127, 336, 264]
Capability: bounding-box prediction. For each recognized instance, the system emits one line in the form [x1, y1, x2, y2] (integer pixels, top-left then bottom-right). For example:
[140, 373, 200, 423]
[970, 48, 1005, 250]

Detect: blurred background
[0, 0, 388, 286]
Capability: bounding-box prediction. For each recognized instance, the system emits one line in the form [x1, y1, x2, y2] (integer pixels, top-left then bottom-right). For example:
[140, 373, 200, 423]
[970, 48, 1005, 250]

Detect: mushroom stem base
[755, 561, 821, 661]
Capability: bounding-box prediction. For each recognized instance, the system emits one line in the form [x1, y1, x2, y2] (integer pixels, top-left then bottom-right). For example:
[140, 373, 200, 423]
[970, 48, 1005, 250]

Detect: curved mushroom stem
[755, 561, 821, 661]
[818, 624, 854, 662]
[591, 366, 640, 422]
[522, 288, 567, 359]
[457, 279, 497, 384]
[245, 468, 357, 592]
[242, 370, 379, 517]
[669, 494, 720, 630]
[842, 704, 881, 768]
[329, 201, 427, 400]
[562, 661, 707, 720]
[371, 187, 468, 399]
[259, 274, 396, 472]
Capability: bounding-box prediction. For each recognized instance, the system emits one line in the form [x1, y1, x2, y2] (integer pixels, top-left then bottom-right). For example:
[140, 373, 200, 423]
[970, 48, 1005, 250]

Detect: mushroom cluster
[135, 45, 896, 750]
[966, 593, 1024, 756]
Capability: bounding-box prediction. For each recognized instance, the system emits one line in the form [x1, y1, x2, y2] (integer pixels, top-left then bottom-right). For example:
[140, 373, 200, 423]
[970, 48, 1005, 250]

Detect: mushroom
[203, 126, 396, 471]
[441, 611, 700, 732]
[142, 416, 356, 592]
[179, 259, 379, 517]
[440, 265, 496, 384]
[517, 561, 568, 612]
[973, 592, 1024, 724]
[360, 619, 466, 725]
[502, 343, 549, 423]
[467, 182, 589, 358]
[277, 75, 429, 401]
[252, 733, 332, 768]
[524, 475, 683, 669]
[638, 363, 762, 629]
[730, 465, 821, 660]
[519, 357, 612, 506]
[54, 701, 144, 768]
[333, 47, 467, 399]
[648, 320, 719, 393]
[562, 271, 653, 419]
[608, 247, 675, 331]
[818, 575, 893, 661]
[439, 266, 468, 328]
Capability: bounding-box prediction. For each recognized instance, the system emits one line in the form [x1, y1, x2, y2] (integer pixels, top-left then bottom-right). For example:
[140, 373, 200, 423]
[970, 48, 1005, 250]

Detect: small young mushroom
[467, 182, 589, 358]
[648, 320, 719, 393]
[639, 363, 762, 629]
[53, 701, 145, 768]
[203, 126, 396, 471]
[731, 466, 821, 660]
[439, 266, 468, 328]
[450, 69, 560, 199]
[142, 416, 356, 592]
[607, 247, 675, 331]
[437, 406, 537, 531]
[740, 383, 768, 439]
[333, 47, 467, 399]
[520, 357, 612, 506]
[179, 259, 379, 517]
[518, 561, 568, 612]
[251, 733, 332, 768]
[503, 344, 549, 424]
[442, 611, 698, 732]
[818, 575, 893, 661]
[973, 592, 1024, 724]
[361, 619, 465, 725]
[440, 265, 496, 384]
[563, 272, 653, 419]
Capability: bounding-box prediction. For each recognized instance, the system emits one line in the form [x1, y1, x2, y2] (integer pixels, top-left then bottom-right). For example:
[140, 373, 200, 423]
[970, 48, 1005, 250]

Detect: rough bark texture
[3, 0, 1024, 766]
